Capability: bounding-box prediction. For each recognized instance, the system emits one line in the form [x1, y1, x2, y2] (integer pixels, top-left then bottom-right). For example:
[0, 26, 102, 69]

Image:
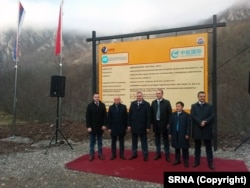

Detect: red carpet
[65, 148, 249, 184]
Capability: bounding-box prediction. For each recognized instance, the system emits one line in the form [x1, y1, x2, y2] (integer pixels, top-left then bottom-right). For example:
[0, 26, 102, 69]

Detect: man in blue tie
[151, 89, 172, 162]
[169, 101, 191, 168]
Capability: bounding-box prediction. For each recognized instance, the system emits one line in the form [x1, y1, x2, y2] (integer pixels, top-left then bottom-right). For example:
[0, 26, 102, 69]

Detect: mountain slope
[0, 1, 250, 134]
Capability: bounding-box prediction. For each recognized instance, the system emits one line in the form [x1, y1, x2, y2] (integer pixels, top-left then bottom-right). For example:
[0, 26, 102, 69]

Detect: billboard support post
[212, 15, 218, 151]
[92, 31, 97, 93]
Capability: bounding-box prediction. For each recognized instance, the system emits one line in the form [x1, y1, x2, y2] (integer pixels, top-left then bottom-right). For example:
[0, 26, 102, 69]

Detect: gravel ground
[0, 138, 250, 188]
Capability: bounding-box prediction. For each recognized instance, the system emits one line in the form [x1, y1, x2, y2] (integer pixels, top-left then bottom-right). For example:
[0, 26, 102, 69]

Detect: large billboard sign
[98, 33, 208, 111]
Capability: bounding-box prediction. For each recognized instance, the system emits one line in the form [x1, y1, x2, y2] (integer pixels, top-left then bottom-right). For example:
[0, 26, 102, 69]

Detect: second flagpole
[58, 0, 63, 131]
[11, 60, 18, 138]
[11, 1, 25, 138]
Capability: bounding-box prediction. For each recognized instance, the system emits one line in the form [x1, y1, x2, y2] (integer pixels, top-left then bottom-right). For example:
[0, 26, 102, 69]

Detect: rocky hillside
[0, 0, 250, 134]
[218, 0, 250, 22]
[0, 30, 93, 122]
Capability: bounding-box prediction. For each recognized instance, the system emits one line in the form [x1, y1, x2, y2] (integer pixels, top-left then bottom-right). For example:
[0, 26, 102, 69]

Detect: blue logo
[102, 46, 108, 53]
[102, 56, 109, 63]
[197, 37, 204, 45]
[171, 50, 179, 58]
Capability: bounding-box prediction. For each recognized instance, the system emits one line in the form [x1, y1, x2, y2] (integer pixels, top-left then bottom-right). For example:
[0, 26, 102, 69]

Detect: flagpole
[58, 0, 63, 130]
[59, 0, 63, 76]
[11, 60, 18, 138]
[11, 1, 21, 138]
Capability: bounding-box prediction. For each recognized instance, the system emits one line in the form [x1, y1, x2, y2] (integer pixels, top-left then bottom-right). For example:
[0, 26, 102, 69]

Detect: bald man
[107, 96, 128, 160]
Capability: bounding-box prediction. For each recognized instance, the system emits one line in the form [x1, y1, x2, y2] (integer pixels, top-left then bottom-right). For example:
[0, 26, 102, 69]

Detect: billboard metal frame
[86, 15, 226, 151]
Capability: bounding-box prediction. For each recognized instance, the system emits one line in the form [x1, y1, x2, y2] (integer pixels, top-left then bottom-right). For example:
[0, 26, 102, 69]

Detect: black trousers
[194, 139, 213, 165]
[154, 122, 169, 155]
[132, 133, 148, 157]
[111, 135, 125, 156]
[175, 148, 189, 164]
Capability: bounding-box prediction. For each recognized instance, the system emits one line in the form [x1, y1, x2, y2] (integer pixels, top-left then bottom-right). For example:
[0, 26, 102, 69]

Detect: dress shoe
[184, 163, 189, 168]
[172, 160, 181, 166]
[144, 156, 148, 161]
[128, 155, 137, 160]
[154, 155, 161, 160]
[110, 155, 116, 160]
[209, 164, 215, 170]
[98, 154, 105, 160]
[120, 155, 126, 160]
[165, 155, 171, 162]
[89, 155, 94, 161]
[192, 162, 200, 167]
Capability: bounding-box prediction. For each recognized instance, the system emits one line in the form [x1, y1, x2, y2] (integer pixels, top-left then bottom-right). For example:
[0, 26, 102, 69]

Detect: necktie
[115, 105, 118, 112]
[176, 113, 180, 132]
[156, 100, 160, 120]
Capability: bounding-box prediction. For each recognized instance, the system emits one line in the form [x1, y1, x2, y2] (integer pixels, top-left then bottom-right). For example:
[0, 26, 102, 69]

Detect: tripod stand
[45, 96, 73, 154]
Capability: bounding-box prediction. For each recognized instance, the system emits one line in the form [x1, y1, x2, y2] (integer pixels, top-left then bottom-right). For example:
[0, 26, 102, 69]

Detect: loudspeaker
[50, 75, 66, 97]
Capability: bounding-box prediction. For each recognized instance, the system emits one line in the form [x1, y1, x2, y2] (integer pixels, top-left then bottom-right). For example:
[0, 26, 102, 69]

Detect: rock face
[218, 0, 250, 23]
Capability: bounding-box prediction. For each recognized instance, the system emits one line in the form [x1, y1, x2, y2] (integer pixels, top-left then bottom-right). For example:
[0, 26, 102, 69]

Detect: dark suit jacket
[169, 111, 191, 149]
[190, 102, 215, 140]
[128, 100, 151, 134]
[151, 98, 172, 133]
[107, 103, 128, 136]
[86, 101, 107, 134]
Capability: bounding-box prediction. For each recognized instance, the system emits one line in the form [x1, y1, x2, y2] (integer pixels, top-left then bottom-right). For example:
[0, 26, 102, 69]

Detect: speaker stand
[45, 97, 73, 154]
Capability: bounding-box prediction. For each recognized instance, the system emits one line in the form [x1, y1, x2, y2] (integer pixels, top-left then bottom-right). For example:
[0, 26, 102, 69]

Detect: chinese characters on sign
[98, 33, 208, 111]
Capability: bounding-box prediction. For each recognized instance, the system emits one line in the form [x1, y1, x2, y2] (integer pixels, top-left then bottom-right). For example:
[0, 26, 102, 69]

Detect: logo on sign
[171, 50, 179, 59]
[102, 46, 108, 53]
[102, 56, 109, 63]
[101, 53, 128, 65]
[197, 37, 205, 45]
[170, 46, 204, 60]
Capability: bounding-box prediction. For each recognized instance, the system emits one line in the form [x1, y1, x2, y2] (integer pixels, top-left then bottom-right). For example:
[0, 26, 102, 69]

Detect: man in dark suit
[86, 93, 107, 161]
[107, 96, 128, 160]
[128, 91, 151, 161]
[169, 101, 191, 168]
[191, 91, 215, 169]
[151, 89, 172, 162]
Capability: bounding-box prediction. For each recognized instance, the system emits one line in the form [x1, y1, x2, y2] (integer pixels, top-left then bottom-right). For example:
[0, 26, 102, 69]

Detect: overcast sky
[0, 0, 240, 36]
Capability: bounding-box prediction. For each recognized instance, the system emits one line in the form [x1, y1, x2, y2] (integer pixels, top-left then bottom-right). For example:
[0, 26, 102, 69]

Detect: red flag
[55, 4, 62, 56]
[13, 1, 26, 61]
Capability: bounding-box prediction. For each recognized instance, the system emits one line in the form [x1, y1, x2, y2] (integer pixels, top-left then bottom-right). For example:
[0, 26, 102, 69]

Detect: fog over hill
[217, 0, 250, 22]
[0, 0, 250, 66]
[0, 0, 250, 135]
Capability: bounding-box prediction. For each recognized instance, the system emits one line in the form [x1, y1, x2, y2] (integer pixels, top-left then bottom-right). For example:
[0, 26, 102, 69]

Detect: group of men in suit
[86, 90, 215, 170]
